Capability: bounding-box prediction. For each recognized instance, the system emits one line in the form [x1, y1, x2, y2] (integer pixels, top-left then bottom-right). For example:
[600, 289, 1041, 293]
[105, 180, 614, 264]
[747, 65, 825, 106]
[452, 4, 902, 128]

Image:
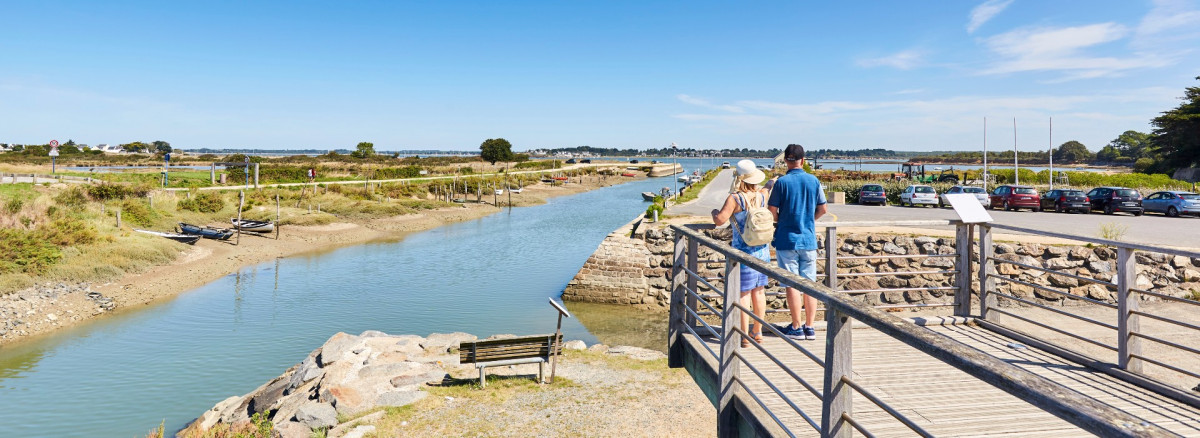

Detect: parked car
[989, 185, 1040, 211]
[1040, 189, 1090, 213]
[565, 158, 577, 164]
[900, 185, 938, 207]
[1142, 191, 1200, 217]
[580, 158, 591, 163]
[858, 184, 887, 205]
[939, 185, 987, 207]
[721, 162, 731, 169]
[1086, 187, 1143, 216]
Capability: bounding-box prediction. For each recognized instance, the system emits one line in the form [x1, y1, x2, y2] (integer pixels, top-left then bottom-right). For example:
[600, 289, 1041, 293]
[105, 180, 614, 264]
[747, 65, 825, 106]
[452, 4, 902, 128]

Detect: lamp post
[671, 142, 679, 201]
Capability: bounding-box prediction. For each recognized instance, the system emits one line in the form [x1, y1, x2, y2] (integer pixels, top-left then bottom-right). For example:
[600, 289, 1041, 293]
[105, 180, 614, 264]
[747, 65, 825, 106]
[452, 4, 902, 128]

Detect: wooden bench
[458, 334, 563, 387]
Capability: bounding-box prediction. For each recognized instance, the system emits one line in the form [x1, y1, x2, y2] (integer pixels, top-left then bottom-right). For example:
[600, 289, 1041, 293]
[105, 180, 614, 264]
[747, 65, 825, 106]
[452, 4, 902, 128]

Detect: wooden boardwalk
[699, 322, 1200, 437]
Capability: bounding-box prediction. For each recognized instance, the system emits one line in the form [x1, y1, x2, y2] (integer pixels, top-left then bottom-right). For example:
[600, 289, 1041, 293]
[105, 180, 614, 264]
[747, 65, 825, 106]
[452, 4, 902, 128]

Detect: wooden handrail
[671, 224, 1175, 437]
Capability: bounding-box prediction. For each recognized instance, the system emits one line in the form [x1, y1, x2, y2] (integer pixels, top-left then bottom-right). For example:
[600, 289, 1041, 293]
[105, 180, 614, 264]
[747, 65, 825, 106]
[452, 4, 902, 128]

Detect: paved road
[667, 168, 735, 216]
[824, 202, 1200, 249]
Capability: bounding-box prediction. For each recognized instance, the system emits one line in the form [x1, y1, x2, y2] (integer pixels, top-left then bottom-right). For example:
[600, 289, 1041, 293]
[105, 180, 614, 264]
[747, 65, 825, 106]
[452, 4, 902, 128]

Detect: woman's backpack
[735, 192, 774, 246]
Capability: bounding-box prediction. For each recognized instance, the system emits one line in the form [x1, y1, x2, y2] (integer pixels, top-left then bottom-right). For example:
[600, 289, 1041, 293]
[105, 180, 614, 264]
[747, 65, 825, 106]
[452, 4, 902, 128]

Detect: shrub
[0, 229, 62, 275]
[119, 199, 158, 227]
[54, 186, 89, 206]
[178, 192, 225, 213]
[87, 182, 150, 201]
[39, 217, 98, 247]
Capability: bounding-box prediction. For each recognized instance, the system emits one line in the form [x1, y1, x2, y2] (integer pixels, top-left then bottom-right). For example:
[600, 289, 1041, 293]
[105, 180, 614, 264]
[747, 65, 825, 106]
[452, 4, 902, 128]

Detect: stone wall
[563, 223, 1200, 310]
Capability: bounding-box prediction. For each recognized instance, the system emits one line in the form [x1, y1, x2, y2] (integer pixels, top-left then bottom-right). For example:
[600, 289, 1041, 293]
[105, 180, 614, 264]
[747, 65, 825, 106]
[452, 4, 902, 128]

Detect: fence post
[686, 238, 699, 329]
[669, 229, 686, 368]
[978, 225, 995, 319]
[954, 222, 974, 317]
[718, 257, 742, 436]
[825, 226, 838, 289]
[254, 163, 260, 188]
[116, 209, 122, 228]
[210, 163, 216, 185]
[1116, 247, 1143, 373]
[148, 194, 154, 209]
[821, 307, 853, 438]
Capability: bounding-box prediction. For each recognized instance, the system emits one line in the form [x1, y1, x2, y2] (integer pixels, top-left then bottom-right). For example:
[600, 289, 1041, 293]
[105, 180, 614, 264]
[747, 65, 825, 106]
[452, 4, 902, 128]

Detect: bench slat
[459, 334, 562, 364]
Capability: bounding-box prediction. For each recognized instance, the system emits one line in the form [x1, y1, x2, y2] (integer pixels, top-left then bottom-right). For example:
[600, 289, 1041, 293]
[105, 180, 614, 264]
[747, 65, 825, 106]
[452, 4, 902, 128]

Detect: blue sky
[2, 0, 1198, 152]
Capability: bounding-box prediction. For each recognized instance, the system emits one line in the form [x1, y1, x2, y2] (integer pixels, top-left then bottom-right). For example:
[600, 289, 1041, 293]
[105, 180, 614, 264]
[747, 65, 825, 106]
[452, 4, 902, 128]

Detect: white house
[94, 143, 123, 154]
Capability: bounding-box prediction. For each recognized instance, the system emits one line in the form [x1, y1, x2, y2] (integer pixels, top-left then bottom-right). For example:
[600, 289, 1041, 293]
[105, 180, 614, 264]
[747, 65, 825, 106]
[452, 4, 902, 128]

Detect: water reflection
[568, 302, 669, 353]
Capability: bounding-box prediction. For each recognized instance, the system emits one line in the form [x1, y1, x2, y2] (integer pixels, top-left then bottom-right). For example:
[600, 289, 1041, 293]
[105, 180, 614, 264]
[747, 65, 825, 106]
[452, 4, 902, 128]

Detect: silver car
[1142, 191, 1200, 217]
[940, 185, 988, 208]
[900, 185, 938, 207]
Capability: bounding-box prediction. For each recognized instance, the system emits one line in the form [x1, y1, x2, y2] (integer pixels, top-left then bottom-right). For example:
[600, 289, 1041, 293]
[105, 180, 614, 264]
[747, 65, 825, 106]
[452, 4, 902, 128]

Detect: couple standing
[711, 144, 827, 343]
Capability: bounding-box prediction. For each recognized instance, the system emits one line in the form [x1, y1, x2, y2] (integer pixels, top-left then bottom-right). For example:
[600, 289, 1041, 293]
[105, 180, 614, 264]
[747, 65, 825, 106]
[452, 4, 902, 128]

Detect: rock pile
[0, 282, 113, 339]
[185, 331, 637, 438]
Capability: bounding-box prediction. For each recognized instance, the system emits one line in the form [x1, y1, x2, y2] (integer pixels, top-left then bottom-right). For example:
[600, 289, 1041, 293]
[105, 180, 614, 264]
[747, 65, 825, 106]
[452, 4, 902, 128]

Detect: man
[767, 144, 827, 340]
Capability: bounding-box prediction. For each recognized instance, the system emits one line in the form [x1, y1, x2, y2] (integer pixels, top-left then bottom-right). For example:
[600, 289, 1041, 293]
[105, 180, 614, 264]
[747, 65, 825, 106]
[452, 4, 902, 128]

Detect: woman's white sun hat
[736, 159, 766, 185]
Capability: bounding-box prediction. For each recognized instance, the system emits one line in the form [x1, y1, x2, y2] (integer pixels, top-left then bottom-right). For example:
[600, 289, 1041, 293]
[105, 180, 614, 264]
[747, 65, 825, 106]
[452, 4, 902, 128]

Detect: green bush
[54, 186, 89, 206]
[119, 199, 158, 227]
[86, 182, 149, 201]
[39, 217, 98, 247]
[0, 229, 62, 275]
[178, 192, 225, 213]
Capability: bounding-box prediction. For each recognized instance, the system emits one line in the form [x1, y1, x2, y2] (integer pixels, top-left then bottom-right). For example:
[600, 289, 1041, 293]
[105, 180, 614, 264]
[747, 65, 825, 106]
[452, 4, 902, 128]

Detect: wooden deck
[698, 322, 1200, 437]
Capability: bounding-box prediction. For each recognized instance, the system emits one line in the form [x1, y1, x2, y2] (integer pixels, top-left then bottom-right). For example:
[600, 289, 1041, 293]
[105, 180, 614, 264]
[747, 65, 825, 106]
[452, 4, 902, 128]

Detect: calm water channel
[0, 168, 709, 437]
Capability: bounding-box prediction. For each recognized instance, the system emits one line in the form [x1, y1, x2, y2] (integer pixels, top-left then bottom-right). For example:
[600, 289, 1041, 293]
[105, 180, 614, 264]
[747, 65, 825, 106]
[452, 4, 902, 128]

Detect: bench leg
[538, 362, 545, 384]
[480, 367, 486, 388]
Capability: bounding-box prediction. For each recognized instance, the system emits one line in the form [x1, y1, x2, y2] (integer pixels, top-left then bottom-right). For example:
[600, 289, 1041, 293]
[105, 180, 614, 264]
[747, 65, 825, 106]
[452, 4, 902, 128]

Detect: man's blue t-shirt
[767, 169, 826, 251]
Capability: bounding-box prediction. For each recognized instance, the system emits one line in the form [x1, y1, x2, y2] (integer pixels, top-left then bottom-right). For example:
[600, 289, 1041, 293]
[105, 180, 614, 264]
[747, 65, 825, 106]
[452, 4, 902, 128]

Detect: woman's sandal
[742, 324, 764, 348]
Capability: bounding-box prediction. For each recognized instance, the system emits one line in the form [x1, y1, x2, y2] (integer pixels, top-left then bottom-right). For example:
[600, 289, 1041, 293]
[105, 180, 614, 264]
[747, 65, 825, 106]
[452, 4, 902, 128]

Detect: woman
[711, 160, 770, 347]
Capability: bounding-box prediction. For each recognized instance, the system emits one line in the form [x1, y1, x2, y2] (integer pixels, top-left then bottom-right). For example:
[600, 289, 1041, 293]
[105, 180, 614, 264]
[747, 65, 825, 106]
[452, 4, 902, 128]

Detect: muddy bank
[0, 175, 637, 347]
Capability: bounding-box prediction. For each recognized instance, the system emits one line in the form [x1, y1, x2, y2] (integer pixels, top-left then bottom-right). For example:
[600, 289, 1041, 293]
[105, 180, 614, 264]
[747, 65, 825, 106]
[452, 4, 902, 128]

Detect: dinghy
[178, 223, 234, 240]
[134, 229, 200, 245]
[230, 219, 275, 233]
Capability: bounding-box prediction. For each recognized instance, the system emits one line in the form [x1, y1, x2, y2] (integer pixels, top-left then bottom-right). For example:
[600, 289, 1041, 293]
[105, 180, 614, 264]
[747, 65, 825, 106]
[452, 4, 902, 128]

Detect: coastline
[0, 176, 635, 348]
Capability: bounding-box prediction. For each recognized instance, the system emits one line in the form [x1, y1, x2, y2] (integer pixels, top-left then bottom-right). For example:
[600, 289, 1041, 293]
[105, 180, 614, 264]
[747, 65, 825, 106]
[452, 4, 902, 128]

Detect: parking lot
[825, 202, 1200, 249]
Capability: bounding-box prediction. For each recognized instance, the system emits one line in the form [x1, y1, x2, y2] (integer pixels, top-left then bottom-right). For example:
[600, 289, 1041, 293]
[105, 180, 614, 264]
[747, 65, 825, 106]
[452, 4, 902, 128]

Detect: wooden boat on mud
[621, 172, 637, 177]
[134, 229, 201, 245]
[230, 219, 275, 233]
[509, 187, 523, 194]
[178, 223, 234, 240]
[641, 192, 658, 201]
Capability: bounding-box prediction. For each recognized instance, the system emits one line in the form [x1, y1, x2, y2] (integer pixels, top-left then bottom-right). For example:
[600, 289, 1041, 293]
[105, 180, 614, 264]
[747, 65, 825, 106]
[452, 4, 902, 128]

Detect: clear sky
[2, 0, 1198, 152]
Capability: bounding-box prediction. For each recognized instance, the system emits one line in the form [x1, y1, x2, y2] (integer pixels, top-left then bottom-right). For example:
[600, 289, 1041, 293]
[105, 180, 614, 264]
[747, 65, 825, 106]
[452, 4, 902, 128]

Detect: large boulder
[295, 402, 338, 429]
[422, 332, 477, 354]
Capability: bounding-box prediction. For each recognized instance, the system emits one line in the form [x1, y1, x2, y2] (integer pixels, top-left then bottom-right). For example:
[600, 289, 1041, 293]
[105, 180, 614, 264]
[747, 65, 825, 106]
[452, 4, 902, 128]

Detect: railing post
[978, 225, 996, 319]
[718, 258, 742, 436]
[821, 307, 852, 438]
[825, 226, 838, 289]
[1116, 247, 1143, 373]
[686, 238, 699, 329]
[669, 230, 686, 368]
[954, 222, 974, 317]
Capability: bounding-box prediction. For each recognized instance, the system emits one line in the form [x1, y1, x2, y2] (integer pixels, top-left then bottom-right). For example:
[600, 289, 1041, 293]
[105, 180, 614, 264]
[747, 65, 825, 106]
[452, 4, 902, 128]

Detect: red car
[989, 185, 1040, 211]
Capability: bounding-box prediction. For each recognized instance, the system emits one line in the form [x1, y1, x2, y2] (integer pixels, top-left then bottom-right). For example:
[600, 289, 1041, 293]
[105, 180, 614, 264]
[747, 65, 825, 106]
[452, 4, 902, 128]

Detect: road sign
[48, 149, 59, 157]
[164, 153, 171, 162]
[49, 140, 59, 148]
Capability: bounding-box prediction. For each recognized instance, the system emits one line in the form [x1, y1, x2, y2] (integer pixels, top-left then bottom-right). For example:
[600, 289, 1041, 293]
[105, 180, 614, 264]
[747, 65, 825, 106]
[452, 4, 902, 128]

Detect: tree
[1096, 145, 1121, 162]
[122, 141, 149, 153]
[350, 142, 375, 159]
[152, 140, 172, 154]
[1053, 141, 1092, 164]
[1108, 130, 1153, 160]
[479, 138, 514, 164]
[1149, 76, 1200, 172]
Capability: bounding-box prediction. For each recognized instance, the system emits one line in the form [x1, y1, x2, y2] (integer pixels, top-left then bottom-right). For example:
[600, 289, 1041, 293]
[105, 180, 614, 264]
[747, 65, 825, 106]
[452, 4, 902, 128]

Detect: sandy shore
[0, 174, 636, 347]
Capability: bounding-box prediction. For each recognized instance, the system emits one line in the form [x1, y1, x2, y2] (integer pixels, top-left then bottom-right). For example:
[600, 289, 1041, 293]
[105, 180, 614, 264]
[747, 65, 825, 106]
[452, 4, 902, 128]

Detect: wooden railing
[978, 223, 1200, 408]
[2, 173, 95, 184]
[668, 221, 1179, 437]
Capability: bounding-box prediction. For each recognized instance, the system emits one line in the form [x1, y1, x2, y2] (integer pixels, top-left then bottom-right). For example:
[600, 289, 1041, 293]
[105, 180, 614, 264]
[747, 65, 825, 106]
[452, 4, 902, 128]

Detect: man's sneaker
[779, 324, 806, 340]
[802, 325, 817, 341]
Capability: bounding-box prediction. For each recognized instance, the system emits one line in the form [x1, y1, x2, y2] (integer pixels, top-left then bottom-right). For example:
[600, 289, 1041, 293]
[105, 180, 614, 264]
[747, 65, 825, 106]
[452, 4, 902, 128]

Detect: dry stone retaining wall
[562, 224, 1200, 311]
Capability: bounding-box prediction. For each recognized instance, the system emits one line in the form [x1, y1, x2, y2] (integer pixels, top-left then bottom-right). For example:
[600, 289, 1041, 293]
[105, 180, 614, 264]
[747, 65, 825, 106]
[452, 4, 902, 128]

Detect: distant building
[94, 144, 124, 154]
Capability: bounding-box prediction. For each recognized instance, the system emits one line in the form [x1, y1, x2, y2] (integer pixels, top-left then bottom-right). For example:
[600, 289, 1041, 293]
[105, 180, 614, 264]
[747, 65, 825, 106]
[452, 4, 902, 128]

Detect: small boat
[552, 176, 569, 181]
[629, 159, 639, 164]
[621, 172, 636, 177]
[230, 219, 275, 233]
[509, 187, 523, 194]
[178, 223, 234, 240]
[134, 229, 201, 245]
[641, 192, 658, 201]
[494, 189, 504, 195]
